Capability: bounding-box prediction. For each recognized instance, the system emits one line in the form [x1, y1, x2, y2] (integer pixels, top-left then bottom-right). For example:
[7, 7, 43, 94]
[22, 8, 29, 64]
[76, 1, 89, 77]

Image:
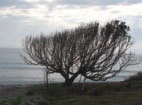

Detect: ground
[0, 79, 142, 105]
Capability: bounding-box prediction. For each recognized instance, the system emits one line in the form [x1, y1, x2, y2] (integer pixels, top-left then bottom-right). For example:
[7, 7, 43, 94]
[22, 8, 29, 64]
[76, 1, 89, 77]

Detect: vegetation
[1, 72, 142, 105]
[23, 20, 138, 86]
[1, 79, 142, 105]
[125, 72, 142, 88]
[127, 72, 142, 81]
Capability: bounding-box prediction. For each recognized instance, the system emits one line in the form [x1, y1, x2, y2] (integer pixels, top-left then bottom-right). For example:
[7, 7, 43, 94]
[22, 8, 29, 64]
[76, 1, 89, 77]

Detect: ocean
[0, 48, 141, 85]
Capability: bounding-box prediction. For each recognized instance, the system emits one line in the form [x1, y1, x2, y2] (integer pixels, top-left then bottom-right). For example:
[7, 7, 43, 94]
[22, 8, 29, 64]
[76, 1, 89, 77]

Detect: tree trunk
[63, 79, 73, 87]
[63, 71, 80, 87]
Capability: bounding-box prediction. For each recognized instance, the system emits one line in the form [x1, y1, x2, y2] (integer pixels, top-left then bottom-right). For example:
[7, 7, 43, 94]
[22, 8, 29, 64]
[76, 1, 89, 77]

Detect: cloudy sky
[0, 0, 141, 53]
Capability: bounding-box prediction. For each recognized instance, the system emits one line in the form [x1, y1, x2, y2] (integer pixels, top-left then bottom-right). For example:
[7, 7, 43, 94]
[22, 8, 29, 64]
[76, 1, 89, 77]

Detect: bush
[127, 72, 142, 81]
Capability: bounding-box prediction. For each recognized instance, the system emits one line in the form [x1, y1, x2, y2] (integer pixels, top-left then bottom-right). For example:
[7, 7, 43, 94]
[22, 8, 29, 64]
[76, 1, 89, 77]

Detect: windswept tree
[22, 20, 139, 86]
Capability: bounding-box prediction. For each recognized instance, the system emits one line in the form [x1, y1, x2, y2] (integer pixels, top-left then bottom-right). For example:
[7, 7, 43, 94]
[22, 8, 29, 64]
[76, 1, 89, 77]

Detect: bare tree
[22, 20, 139, 86]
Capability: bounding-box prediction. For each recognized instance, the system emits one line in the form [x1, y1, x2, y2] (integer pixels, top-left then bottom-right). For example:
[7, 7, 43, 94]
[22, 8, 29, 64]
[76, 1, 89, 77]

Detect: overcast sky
[0, 0, 141, 53]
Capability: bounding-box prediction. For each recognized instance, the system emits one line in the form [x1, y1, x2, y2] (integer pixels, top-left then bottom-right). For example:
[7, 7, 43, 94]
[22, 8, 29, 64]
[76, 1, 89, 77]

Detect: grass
[0, 96, 22, 105]
[22, 80, 142, 105]
[1, 77, 142, 105]
[10, 96, 23, 105]
[41, 90, 142, 105]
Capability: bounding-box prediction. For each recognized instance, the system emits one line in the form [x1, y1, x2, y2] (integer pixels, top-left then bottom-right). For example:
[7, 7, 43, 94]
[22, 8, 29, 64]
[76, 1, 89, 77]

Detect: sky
[0, 0, 141, 53]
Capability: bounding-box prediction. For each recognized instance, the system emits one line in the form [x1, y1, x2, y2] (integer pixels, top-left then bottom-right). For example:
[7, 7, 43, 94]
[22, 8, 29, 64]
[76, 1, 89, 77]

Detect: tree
[22, 20, 139, 86]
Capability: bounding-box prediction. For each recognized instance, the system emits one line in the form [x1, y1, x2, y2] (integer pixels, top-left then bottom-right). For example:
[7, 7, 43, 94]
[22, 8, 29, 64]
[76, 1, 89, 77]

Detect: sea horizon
[0, 48, 141, 85]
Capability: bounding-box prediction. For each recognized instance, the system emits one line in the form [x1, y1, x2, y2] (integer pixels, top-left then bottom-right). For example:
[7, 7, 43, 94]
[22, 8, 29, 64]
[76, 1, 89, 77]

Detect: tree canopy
[23, 20, 138, 86]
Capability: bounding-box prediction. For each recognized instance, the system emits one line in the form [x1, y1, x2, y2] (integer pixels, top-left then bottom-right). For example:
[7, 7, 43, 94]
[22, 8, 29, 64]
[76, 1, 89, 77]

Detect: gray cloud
[0, 0, 141, 52]
[0, 0, 142, 10]
[0, 0, 18, 7]
[0, 0, 33, 9]
[55, 0, 142, 6]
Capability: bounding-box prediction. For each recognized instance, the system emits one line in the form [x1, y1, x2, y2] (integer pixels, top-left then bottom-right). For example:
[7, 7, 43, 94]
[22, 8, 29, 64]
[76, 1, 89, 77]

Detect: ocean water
[0, 48, 141, 85]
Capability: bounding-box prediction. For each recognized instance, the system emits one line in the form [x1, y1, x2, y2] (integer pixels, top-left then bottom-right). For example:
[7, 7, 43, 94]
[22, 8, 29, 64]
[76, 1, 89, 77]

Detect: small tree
[22, 20, 139, 86]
